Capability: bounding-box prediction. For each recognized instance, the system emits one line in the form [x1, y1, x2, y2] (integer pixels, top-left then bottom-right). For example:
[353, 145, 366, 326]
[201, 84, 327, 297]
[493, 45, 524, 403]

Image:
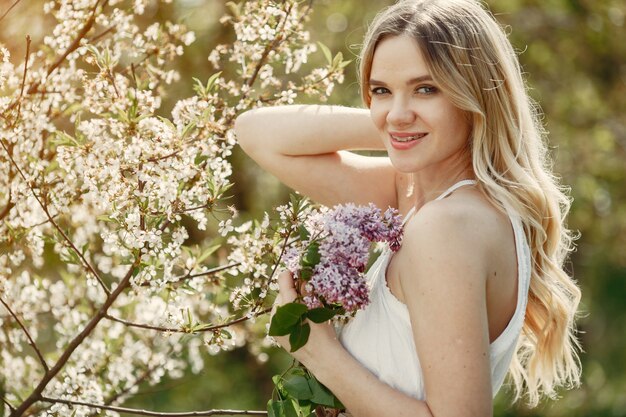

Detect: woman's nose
[386, 98, 416, 127]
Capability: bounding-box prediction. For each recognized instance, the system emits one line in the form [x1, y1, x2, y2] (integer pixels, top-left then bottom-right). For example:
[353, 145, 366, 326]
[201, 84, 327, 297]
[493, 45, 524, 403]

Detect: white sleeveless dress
[337, 179, 532, 405]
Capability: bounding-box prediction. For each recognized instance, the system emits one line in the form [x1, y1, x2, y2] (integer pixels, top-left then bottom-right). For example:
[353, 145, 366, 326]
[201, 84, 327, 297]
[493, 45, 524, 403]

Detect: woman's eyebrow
[369, 75, 434, 86]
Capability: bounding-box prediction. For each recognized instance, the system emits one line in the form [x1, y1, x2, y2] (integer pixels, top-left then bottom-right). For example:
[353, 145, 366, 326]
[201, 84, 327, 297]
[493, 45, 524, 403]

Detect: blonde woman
[235, 0, 581, 415]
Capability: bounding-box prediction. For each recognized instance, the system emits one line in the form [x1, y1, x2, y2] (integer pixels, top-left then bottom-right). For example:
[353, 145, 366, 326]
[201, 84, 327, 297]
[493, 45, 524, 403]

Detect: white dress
[337, 179, 532, 404]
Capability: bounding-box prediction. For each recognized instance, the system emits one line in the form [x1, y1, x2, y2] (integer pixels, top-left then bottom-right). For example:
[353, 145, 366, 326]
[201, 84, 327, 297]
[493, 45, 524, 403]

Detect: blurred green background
[1, 0, 625, 415]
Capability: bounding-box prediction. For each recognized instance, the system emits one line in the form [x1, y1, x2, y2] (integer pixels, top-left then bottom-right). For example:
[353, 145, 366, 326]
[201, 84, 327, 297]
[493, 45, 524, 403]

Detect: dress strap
[401, 179, 478, 226]
[434, 179, 478, 201]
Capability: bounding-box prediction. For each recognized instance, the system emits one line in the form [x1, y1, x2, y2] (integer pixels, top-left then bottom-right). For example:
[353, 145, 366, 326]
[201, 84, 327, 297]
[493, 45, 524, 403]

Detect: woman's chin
[389, 158, 422, 174]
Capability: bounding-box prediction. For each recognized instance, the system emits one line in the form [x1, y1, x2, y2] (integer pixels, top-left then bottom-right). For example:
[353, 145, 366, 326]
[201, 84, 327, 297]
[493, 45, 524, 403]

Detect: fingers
[276, 270, 298, 305]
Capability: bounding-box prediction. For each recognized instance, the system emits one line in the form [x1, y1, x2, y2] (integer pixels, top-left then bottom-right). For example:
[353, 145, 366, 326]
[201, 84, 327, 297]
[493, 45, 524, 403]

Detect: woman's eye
[416, 85, 437, 95]
[370, 87, 390, 95]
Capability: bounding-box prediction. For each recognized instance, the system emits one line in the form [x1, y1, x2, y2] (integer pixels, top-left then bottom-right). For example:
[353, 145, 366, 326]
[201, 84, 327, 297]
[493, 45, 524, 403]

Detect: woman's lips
[389, 132, 428, 150]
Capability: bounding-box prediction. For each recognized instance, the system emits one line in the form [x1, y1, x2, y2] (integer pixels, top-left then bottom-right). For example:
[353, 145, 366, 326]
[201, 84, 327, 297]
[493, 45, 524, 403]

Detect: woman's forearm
[234, 105, 384, 156]
[304, 343, 434, 417]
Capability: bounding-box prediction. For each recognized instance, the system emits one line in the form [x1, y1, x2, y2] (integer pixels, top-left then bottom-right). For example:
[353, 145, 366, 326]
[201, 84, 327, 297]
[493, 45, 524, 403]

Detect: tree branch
[9, 257, 140, 417]
[3, 0, 107, 116]
[11, 35, 32, 126]
[0, 0, 22, 23]
[105, 307, 271, 334]
[143, 263, 240, 288]
[0, 296, 49, 373]
[0, 190, 14, 222]
[39, 396, 267, 416]
[1, 396, 16, 412]
[0, 139, 111, 296]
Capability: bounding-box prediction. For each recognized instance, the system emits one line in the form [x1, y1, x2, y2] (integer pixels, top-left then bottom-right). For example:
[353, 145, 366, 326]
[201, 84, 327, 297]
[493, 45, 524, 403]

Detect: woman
[235, 0, 581, 415]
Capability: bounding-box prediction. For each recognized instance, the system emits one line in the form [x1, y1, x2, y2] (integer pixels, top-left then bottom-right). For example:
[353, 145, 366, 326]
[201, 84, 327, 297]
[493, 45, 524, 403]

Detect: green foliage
[269, 366, 344, 417]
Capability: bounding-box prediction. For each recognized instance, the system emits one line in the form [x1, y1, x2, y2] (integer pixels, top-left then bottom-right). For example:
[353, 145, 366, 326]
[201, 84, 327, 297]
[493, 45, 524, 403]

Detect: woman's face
[368, 35, 472, 174]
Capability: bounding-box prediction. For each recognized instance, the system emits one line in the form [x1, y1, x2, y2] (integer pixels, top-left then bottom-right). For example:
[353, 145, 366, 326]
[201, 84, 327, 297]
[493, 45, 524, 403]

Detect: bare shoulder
[399, 189, 511, 282]
[411, 189, 505, 238]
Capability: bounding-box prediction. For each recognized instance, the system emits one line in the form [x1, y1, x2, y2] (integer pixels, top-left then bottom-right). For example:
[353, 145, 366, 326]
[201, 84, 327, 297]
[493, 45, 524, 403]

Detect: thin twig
[105, 307, 271, 334]
[1, 396, 16, 412]
[0, 0, 22, 23]
[13, 35, 32, 125]
[141, 263, 240, 288]
[88, 25, 115, 43]
[0, 296, 49, 372]
[0, 190, 14, 221]
[39, 396, 267, 416]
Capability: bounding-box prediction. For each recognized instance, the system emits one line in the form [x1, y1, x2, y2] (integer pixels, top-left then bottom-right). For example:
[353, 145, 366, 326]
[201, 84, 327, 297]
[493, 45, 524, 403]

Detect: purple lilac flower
[287, 203, 404, 313]
[325, 203, 403, 251]
[282, 246, 301, 276]
[306, 261, 369, 311]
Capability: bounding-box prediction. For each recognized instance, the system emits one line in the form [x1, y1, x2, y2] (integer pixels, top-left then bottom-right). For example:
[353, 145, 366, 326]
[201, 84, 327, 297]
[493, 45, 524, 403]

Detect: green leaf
[205, 71, 222, 92]
[289, 321, 311, 352]
[289, 194, 300, 213]
[283, 375, 313, 400]
[284, 400, 299, 417]
[157, 116, 177, 131]
[285, 367, 307, 377]
[182, 121, 197, 139]
[192, 77, 205, 95]
[300, 266, 313, 281]
[339, 59, 353, 69]
[307, 377, 341, 408]
[268, 303, 308, 336]
[298, 225, 310, 240]
[272, 375, 284, 397]
[267, 399, 279, 417]
[198, 242, 220, 263]
[267, 399, 298, 417]
[306, 307, 336, 323]
[317, 42, 333, 65]
[302, 242, 320, 267]
[332, 52, 344, 69]
[295, 400, 314, 417]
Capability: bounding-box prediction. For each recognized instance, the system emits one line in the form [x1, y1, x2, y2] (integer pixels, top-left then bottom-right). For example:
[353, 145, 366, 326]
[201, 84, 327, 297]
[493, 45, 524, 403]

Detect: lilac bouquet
[283, 203, 403, 313]
[267, 202, 403, 416]
[269, 203, 403, 352]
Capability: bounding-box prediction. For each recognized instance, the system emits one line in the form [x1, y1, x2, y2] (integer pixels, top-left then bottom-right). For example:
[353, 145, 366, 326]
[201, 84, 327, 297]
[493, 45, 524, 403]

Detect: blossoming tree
[0, 0, 349, 415]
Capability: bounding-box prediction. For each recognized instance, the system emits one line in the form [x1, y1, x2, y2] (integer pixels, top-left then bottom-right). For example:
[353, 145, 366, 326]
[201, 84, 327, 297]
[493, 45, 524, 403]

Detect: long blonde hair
[359, 0, 581, 407]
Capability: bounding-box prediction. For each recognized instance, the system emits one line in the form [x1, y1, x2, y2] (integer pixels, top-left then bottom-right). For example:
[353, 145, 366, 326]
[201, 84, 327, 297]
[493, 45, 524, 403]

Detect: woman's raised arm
[234, 105, 397, 209]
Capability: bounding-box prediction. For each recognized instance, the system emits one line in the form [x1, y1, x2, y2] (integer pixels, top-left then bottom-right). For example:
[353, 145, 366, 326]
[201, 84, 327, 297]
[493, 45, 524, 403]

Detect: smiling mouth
[390, 133, 428, 143]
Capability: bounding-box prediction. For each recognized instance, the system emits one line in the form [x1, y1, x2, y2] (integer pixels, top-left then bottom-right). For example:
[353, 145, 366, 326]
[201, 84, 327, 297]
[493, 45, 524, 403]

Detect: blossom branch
[9, 258, 140, 417]
[100, 360, 162, 411]
[104, 307, 271, 334]
[245, 0, 313, 89]
[12, 35, 31, 125]
[0, 139, 111, 296]
[0, 296, 49, 373]
[45, 0, 107, 80]
[149, 263, 241, 288]
[4, 0, 107, 115]
[39, 396, 268, 416]
[0, 189, 14, 221]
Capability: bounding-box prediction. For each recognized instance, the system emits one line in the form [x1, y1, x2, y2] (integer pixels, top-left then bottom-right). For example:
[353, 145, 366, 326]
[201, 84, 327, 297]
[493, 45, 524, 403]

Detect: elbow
[233, 110, 255, 152]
